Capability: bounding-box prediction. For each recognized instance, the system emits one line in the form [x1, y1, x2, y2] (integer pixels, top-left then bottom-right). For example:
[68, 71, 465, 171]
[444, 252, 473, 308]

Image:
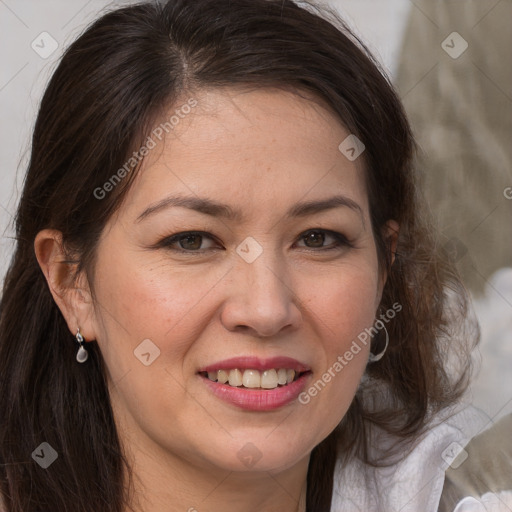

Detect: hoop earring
[75, 328, 89, 363]
[368, 324, 389, 363]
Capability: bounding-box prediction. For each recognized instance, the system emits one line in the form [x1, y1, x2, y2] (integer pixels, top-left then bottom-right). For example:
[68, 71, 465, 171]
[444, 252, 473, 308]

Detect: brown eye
[303, 231, 326, 248]
[159, 231, 220, 252]
[296, 229, 352, 250]
[179, 234, 203, 250]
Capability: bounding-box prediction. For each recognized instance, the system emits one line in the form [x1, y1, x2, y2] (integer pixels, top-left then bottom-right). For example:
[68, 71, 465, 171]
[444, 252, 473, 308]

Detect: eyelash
[157, 229, 353, 254]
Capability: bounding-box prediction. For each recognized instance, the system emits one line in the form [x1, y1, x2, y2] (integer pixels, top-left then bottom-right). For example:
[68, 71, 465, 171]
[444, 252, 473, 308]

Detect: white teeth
[261, 369, 278, 389]
[217, 369, 229, 384]
[204, 368, 302, 389]
[228, 369, 243, 387]
[242, 369, 261, 388]
[277, 368, 288, 385]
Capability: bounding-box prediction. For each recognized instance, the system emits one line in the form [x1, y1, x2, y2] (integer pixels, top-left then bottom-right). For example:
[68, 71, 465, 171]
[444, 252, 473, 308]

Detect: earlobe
[34, 229, 97, 341]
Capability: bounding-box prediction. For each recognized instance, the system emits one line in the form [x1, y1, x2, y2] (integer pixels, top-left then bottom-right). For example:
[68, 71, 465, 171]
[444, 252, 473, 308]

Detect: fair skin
[35, 87, 397, 512]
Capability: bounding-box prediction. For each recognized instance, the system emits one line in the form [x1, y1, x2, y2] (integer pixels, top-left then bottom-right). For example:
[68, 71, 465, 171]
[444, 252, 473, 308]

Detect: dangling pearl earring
[75, 328, 89, 363]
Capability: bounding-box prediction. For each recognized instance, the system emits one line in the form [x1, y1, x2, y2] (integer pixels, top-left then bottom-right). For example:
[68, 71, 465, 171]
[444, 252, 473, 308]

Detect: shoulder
[438, 413, 512, 512]
[331, 404, 490, 512]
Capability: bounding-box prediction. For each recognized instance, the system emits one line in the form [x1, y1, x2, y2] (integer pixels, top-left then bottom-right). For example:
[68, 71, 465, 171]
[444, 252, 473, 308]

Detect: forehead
[121, 87, 369, 223]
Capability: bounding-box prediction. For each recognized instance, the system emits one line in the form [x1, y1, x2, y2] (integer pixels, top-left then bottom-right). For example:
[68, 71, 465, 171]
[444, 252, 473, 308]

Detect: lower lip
[200, 372, 312, 411]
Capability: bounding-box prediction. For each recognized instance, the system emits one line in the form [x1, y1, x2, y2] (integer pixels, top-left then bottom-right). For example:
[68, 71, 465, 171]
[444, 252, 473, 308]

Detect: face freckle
[88, 86, 385, 477]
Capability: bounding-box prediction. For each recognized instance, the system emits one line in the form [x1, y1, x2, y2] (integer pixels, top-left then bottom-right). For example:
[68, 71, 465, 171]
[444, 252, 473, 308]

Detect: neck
[122, 437, 309, 512]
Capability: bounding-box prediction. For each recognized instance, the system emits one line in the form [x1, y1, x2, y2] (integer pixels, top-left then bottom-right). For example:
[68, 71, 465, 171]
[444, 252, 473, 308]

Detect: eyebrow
[136, 194, 364, 224]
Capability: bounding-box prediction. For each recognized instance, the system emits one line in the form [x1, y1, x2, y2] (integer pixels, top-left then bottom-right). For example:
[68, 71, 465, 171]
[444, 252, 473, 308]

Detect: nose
[220, 252, 302, 337]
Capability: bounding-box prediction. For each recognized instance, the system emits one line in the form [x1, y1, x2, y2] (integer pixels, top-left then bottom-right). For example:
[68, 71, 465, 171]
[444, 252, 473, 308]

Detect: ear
[383, 219, 399, 267]
[377, 219, 399, 297]
[34, 229, 97, 343]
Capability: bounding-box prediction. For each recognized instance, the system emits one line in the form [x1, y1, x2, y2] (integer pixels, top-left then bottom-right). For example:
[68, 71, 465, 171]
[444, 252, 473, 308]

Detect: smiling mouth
[198, 368, 310, 390]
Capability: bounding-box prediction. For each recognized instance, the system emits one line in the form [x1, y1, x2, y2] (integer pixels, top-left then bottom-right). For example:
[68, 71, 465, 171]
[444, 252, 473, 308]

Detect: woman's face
[87, 87, 389, 475]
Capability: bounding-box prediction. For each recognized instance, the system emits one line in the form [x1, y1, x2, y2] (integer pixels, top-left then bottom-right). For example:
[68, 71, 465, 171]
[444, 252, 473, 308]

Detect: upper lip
[198, 356, 311, 373]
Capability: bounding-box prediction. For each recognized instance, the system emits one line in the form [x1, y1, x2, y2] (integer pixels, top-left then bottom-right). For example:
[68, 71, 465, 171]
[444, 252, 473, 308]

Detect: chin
[199, 436, 312, 474]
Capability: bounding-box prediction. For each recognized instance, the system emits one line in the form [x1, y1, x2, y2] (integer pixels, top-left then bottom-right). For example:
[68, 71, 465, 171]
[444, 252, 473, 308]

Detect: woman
[0, 1, 488, 511]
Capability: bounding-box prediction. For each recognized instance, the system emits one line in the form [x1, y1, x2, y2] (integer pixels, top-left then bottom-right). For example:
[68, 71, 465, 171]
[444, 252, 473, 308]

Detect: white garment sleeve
[453, 492, 512, 512]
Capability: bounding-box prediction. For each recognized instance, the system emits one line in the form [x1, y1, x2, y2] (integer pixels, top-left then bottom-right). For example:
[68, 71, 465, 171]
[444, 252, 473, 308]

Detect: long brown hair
[0, 1, 476, 511]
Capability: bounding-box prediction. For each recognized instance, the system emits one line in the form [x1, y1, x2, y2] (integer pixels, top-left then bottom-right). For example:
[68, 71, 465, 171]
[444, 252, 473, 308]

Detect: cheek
[302, 259, 380, 346]
[313, 279, 376, 328]
[91, 248, 226, 381]
[295, 263, 378, 435]
[91, 252, 225, 448]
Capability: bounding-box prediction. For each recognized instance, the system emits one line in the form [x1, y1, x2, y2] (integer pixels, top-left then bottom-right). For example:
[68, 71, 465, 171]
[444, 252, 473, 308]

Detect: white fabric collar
[330, 404, 491, 511]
